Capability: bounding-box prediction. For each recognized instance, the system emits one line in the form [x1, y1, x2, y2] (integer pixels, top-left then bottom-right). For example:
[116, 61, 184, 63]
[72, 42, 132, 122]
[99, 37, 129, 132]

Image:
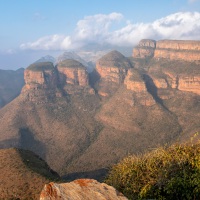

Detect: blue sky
[0, 0, 200, 69]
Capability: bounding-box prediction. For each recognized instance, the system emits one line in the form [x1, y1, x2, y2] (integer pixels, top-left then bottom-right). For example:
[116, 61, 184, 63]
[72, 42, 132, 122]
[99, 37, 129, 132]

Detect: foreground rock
[40, 179, 127, 200]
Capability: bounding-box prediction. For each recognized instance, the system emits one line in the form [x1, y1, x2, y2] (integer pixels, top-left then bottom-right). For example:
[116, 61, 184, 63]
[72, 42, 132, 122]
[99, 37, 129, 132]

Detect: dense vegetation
[106, 138, 200, 200]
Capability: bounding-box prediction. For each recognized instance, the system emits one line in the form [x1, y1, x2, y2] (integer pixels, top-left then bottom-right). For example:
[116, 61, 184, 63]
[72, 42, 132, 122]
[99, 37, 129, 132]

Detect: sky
[0, 0, 200, 69]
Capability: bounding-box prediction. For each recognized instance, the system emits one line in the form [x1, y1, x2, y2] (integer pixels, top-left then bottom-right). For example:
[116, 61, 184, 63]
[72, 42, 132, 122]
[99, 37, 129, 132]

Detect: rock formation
[133, 39, 156, 58]
[133, 39, 200, 62]
[133, 39, 200, 95]
[0, 45, 199, 186]
[124, 69, 155, 106]
[57, 59, 88, 86]
[95, 50, 132, 97]
[40, 179, 127, 200]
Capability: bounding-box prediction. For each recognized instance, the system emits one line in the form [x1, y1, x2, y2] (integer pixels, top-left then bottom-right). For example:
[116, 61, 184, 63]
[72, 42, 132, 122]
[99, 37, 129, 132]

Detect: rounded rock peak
[57, 59, 86, 69]
[97, 50, 131, 68]
[26, 62, 55, 72]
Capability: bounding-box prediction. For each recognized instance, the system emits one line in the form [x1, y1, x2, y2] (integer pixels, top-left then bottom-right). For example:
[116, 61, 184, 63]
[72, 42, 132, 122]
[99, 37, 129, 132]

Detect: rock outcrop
[40, 179, 127, 200]
[124, 69, 155, 106]
[95, 50, 131, 97]
[22, 62, 60, 102]
[23, 62, 57, 90]
[133, 39, 156, 58]
[133, 39, 200, 62]
[57, 59, 88, 86]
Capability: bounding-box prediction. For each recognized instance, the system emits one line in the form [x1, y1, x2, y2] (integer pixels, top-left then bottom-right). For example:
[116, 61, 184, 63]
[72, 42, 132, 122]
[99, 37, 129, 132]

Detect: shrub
[105, 142, 200, 200]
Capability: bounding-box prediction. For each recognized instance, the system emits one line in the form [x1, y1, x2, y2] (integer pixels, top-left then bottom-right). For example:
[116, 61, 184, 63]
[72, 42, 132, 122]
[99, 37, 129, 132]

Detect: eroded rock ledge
[133, 39, 200, 62]
[40, 179, 128, 200]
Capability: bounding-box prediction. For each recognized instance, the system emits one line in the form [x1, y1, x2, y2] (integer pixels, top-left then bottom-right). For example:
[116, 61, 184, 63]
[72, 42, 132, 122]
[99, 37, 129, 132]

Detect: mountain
[0, 39, 199, 181]
[35, 55, 56, 64]
[57, 51, 95, 72]
[0, 68, 24, 108]
[0, 148, 59, 199]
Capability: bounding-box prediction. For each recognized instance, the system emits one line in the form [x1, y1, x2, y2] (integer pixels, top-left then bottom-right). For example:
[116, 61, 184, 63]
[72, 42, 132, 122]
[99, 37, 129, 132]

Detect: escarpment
[133, 39, 156, 58]
[22, 60, 92, 101]
[133, 39, 200, 62]
[95, 50, 132, 97]
[0, 43, 199, 185]
[133, 39, 200, 95]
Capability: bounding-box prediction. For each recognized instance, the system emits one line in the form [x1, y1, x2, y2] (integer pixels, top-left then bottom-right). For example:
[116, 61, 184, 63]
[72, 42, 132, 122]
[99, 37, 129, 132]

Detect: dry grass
[0, 148, 60, 200]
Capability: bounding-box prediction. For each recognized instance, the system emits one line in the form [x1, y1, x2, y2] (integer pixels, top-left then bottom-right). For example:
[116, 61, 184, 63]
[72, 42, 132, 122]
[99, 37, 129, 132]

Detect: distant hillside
[0, 148, 60, 199]
[0, 68, 24, 108]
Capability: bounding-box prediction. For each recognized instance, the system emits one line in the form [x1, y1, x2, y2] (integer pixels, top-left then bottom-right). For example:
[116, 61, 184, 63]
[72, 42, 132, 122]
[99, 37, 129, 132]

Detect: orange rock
[124, 69, 146, 92]
[40, 179, 128, 200]
[178, 76, 200, 95]
[57, 59, 89, 86]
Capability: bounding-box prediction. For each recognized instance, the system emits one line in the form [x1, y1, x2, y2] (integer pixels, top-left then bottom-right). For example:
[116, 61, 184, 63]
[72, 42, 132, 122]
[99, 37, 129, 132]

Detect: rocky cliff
[40, 179, 127, 200]
[57, 59, 88, 86]
[124, 69, 155, 106]
[133, 39, 200, 95]
[133, 39, 156, 58]
[133, 39, 200, 62]
[95, 50, 131, 97]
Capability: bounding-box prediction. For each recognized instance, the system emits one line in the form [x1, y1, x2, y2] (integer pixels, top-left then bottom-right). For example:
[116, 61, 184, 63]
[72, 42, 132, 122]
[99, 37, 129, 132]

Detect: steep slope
[0, 68, 24, 108]
[94, 50, 132, 97]
[0, 148, 59, 199]
[0, 61, 101, 177]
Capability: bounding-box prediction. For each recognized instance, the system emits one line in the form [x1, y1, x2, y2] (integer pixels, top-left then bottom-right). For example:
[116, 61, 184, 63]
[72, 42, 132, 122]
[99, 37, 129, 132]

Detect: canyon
[0, 39, 199, 199]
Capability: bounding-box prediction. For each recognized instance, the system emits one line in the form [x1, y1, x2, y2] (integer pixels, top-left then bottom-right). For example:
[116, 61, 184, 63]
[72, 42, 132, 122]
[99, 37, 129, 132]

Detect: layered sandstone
[154, 40, 200, 61]
[124, 69, 155, 106]
[95, 51, 131, 97]
[40, 179, 127, 200]
[133, 39, 200, 62]
[23, 62, 57, 90]
[21, 62, 61, 102]
[149, 59, 200, 95]
[133, 39, 156, 58]
[57, 59, 88, 86]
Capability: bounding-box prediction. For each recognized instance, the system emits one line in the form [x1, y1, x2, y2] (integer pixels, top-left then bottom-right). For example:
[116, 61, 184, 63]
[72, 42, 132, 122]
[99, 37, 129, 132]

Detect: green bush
[105, 141, 200, 200]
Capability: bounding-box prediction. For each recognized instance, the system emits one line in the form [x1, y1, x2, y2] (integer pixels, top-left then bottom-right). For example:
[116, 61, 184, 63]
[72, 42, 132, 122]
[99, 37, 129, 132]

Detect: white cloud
[20, 12, 200, 50]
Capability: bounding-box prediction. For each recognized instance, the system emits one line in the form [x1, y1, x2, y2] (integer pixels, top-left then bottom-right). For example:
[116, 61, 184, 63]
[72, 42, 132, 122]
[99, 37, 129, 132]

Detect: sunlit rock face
[95, 50, 132, 97]
[57, 59, 89, 87]
[154, 40, 200, 62]
[133, 39, 156, 58]
[40, 179, 128, 200]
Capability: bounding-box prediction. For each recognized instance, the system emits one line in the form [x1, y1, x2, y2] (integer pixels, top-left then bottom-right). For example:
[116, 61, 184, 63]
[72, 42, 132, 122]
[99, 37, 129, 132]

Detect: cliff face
[57, 59, 89, 86]
[95, 50, 132, 97]
[133, 39, 200, 62]
[133, 39, 200, 95]
[133, 39, 156, 58]
[124, 69, 155, 106]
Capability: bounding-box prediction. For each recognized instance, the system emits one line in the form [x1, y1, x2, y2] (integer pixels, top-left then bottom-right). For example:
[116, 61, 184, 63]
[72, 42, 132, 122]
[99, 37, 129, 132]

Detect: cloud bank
[20, 12, 200, 50]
